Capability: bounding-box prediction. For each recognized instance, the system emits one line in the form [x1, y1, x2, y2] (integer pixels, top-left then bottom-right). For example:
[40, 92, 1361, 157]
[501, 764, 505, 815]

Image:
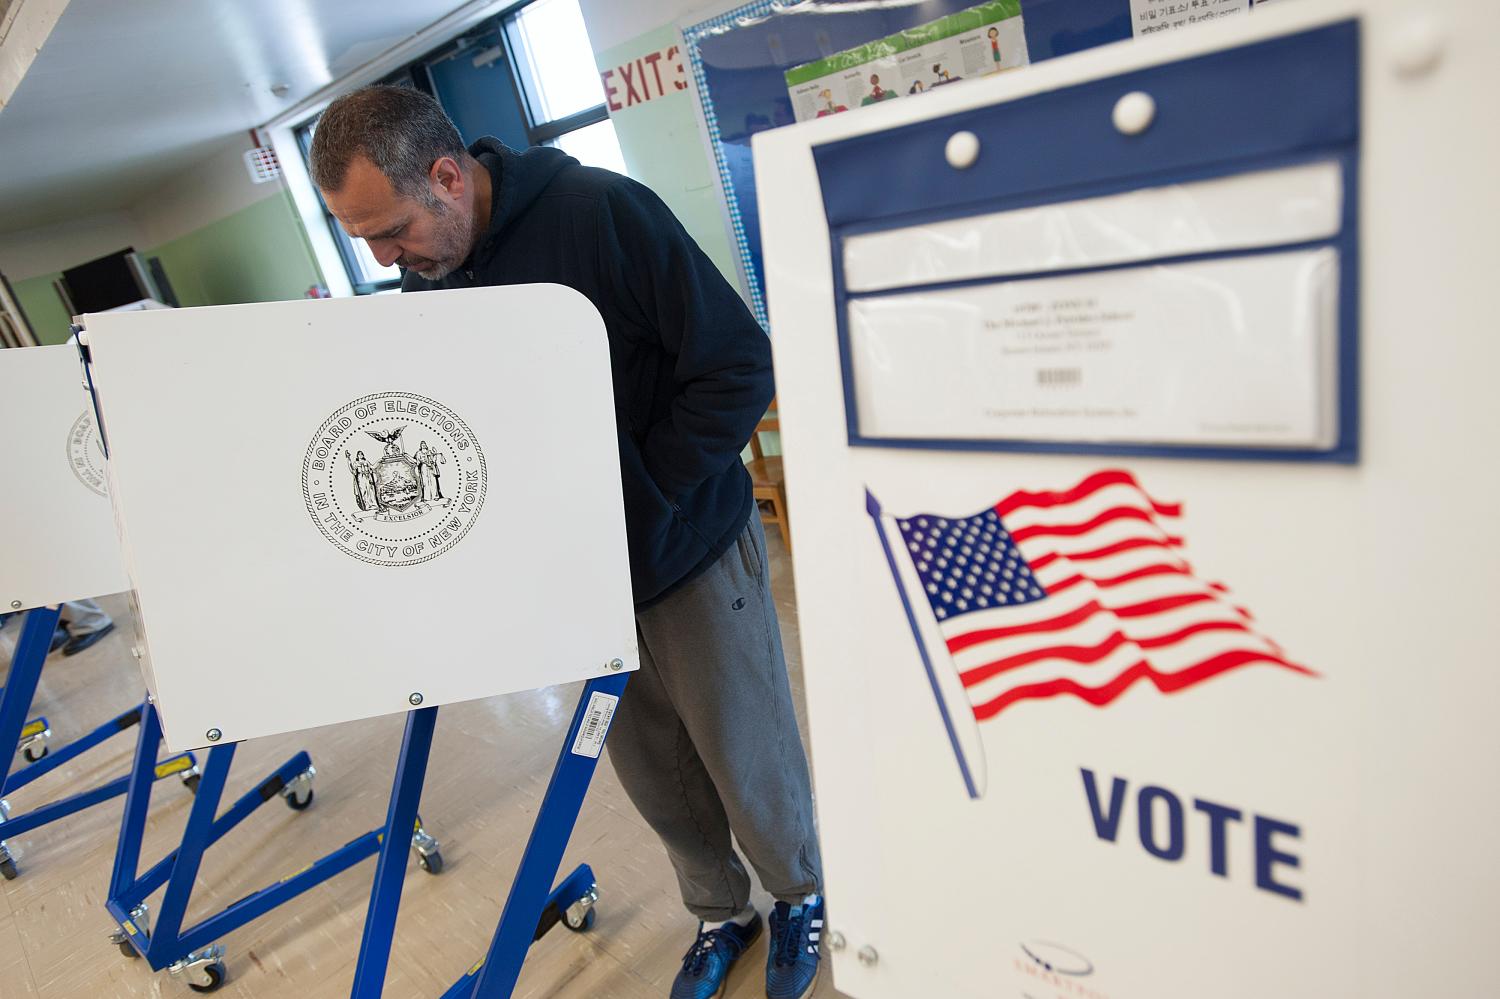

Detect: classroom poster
[1131, 0, 1290, 36]
[783, 1, 1028, 123]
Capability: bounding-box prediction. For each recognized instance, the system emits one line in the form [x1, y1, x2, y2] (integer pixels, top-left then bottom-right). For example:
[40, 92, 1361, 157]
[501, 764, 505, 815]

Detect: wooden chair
[746, 398, 791, 551]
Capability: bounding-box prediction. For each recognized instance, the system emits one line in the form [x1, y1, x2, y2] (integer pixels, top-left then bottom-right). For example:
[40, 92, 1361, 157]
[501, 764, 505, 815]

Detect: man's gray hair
[309, 85, 467, 203]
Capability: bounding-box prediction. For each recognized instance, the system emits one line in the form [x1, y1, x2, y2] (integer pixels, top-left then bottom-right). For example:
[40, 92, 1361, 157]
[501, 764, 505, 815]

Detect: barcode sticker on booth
[571, 692, 619, 759]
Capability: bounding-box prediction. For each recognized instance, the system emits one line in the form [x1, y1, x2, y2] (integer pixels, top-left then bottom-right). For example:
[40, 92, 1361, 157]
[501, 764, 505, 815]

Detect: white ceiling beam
[0, 0, 70, 111]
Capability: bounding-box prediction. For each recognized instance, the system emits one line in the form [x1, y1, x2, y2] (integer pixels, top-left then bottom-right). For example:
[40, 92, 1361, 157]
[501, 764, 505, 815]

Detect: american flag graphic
[868, 469, 1314, 798]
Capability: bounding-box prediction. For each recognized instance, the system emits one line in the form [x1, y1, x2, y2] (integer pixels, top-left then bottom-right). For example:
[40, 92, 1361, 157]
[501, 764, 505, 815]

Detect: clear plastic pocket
[847, 246, 1339, 449]
[843, 160, 1343, 293]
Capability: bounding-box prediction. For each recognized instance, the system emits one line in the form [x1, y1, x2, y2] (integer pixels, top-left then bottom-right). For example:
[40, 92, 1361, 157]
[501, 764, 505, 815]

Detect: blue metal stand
[0, 606, 196, 879]
[443, 672, 629, 999]
[350, 706, 439, 999]
[106, 700, 445, 993]
[101, 668, 624, 995]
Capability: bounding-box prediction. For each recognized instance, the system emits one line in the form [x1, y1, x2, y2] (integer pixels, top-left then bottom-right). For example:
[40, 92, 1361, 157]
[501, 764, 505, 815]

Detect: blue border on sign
[681, 1, 779, 330]
[815, 20, 1361, 463]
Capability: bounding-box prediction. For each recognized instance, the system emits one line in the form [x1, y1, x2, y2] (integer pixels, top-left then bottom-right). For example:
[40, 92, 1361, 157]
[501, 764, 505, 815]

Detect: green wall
[12, 271, 72, 344]
[148, 192, 322, 309]
[10, 190, 322, 345]
[595, 26, 740, 290]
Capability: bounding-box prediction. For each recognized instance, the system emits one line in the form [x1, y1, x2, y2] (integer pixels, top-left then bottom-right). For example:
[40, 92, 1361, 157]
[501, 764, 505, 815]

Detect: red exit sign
[601, 44, 688, 112]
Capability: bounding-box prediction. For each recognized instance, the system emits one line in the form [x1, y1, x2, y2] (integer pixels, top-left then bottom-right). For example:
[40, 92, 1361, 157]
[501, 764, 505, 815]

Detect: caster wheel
[187, 962, 227, 993]
[23, 744, 47, 763]
[417, 850, 443, 875]
[182, 773, 201, 795]
[0, 857, 18, 881]
[117, 940, 140, 959]
[285, 789, 314, 811]
[563, 905, 595, 932]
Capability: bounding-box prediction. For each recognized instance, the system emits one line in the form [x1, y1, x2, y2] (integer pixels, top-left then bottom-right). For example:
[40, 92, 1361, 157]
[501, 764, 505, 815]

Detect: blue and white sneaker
[670, 912, 763, 999]
[766, 895, 824, 999]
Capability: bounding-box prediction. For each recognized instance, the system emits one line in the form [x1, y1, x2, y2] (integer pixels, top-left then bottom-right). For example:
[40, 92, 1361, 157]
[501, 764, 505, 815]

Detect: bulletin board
[681, 0, 1140, 327]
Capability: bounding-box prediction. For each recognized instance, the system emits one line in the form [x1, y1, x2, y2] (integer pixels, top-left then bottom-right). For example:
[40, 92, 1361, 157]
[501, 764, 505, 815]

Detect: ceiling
[0, 0, 482, 231]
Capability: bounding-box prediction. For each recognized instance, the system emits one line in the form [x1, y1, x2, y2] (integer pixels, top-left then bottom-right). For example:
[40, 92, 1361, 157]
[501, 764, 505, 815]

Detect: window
[551, 118, 627, 176]
[499, 0, 624, 171]
[297, 0, 623, 295]
[507, 0, 607, 125]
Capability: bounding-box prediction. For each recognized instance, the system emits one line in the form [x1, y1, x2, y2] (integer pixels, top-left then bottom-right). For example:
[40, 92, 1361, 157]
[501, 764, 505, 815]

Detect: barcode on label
[570, 692, 619, 759]
[582, 714, 603, 742]
[1037, 367, 1082, 386]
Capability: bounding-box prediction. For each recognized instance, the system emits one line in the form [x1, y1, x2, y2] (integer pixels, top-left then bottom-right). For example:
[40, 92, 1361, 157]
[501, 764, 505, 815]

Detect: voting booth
[81, 285, 637, 750]
[0, 344, 129, 611]
[77, 285, 639, 996]
[0, 344, 197, 882]
[756, 1, 1497, 996]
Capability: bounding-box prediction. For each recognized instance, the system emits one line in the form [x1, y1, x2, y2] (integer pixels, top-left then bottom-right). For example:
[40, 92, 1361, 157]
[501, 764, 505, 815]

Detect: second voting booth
[756, 0, 1498, 996]
[76, 284, 639, 996]
[0, 344, 200, 886]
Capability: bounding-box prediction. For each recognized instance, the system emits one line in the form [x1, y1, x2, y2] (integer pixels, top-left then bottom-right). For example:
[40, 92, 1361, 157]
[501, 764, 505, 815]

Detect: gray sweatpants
[60, 599, 111, 635]
[608, 515, 824, 921]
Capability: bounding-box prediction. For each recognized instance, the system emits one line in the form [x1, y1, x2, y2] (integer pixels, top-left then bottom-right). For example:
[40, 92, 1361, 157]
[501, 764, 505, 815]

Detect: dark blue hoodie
[402, 138, 773, 608]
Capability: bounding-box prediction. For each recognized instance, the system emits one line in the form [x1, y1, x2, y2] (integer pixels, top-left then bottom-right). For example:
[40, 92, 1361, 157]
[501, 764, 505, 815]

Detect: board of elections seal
[301, 392, 488, 567]
[67, 410, 108, 497]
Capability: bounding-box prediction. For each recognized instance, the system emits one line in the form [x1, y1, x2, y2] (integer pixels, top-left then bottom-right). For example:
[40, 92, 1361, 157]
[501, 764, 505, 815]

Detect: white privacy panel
[755, 2, 1500, 998]
[81, 285, 638, 751]
[0, 344, 129, 611]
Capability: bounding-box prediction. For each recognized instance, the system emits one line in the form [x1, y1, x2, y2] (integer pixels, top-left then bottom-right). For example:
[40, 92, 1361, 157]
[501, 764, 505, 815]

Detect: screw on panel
[8, 601, 19, 610]
[205, 729, 221, 743]
[608, 659, 624, 671]
[409, 692, 424, 706]
[858, 945, 879, 967]
[827, 930, 847, 952]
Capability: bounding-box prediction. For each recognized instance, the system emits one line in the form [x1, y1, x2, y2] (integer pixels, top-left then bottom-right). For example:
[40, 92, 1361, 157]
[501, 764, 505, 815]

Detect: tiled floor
[0, 532, 847, 998]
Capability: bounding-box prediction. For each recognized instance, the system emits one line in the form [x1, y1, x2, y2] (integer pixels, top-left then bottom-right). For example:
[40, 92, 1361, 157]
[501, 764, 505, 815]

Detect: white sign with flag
[754, 1, 1500, 997]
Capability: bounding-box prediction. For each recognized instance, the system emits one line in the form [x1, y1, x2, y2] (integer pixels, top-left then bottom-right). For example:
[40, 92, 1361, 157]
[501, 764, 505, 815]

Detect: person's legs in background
[0, 608, 71, 653]
[58, 599, 114, 656]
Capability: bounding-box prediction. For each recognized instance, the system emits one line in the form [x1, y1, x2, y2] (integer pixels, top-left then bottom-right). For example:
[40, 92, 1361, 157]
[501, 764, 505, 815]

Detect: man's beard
[400, 200, 474, 281]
